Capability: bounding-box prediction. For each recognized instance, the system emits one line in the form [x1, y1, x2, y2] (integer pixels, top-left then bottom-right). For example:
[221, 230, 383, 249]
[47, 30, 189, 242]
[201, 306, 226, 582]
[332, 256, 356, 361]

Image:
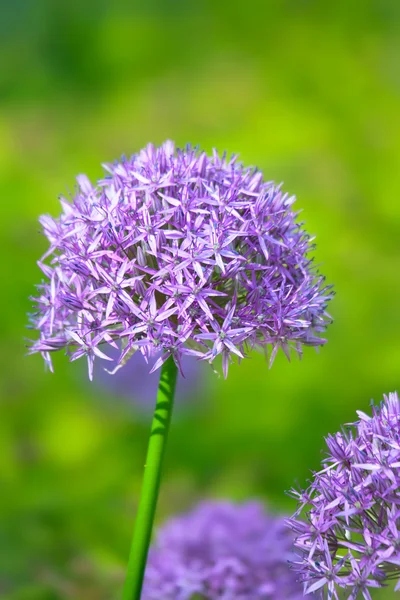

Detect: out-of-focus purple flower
[142, 500, 305, 599]
[288, 391, 400, 599]
[28, 141, 332, 379]
[93, 347, 205, 412]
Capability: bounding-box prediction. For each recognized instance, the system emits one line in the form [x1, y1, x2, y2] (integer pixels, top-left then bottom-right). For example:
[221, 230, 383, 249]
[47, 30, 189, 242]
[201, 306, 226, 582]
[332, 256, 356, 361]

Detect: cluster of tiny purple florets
[288, 391, 400, 599]
[28, 141, 332, 379]
[142, 500, 305, 600]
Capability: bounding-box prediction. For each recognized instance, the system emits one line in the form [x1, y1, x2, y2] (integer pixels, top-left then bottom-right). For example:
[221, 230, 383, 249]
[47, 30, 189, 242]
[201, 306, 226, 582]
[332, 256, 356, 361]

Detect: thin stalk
[122, 356, 178, 600]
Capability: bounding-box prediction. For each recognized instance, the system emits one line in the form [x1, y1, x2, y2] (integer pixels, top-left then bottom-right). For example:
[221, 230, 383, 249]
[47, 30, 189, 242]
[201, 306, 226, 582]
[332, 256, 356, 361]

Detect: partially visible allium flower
[28, 141, 332, 379]
[142, 500, 305, 599]
[94, 348, 205, 412]
[288, 391, 400, 599]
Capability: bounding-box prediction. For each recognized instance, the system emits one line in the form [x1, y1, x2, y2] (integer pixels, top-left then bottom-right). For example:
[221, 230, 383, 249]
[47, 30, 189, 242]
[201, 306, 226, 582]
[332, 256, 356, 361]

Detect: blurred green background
[1, 0, 400, 598]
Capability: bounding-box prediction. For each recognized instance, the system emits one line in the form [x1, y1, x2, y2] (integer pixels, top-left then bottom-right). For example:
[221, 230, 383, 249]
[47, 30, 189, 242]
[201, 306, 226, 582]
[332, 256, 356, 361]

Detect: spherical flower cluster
[28, 141, 332, 379]
[288, 391, 400, 599]
[142, 500, 305, 599]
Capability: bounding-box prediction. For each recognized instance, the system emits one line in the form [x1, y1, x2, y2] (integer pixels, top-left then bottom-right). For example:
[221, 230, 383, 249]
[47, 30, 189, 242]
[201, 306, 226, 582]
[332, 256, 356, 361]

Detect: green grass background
[1, 1, 400, 598]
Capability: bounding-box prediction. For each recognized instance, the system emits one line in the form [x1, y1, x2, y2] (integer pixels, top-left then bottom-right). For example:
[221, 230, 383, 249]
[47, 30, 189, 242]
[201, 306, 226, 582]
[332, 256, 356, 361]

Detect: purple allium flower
[28, 141, 332, 379]
[142, 500, 305, 599]
[288, 391, 400, 599]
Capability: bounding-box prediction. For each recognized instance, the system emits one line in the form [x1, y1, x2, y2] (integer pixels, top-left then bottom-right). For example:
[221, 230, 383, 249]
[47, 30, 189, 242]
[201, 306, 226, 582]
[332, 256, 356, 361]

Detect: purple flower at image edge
[288, 391, 400, 599]
[28, 141, 333, 379]
[142, 500, 306, 600]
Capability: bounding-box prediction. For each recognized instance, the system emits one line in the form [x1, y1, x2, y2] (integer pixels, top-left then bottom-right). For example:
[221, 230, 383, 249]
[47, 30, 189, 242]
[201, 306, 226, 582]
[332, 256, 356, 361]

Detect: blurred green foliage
[1, 0, 400, 598]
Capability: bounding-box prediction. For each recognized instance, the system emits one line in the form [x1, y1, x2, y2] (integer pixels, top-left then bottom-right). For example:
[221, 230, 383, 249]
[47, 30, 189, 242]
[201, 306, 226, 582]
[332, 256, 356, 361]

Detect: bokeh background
[2, 0, 400, 598]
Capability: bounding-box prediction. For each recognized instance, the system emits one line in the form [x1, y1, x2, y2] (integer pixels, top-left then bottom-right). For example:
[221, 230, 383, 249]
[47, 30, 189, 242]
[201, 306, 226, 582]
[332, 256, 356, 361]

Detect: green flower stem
[122, 356, 178, 600]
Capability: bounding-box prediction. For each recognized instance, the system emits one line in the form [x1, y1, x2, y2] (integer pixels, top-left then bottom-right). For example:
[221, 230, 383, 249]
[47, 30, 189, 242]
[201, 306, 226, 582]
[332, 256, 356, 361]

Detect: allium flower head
[288, 391, 400, 599]
[28, 141, 332, 379]
[142, 500, 304, 599]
